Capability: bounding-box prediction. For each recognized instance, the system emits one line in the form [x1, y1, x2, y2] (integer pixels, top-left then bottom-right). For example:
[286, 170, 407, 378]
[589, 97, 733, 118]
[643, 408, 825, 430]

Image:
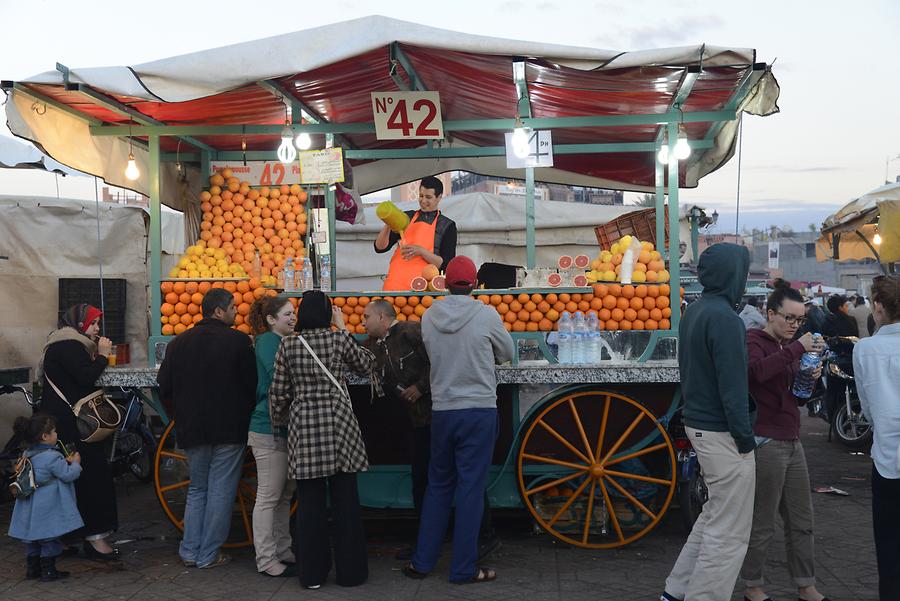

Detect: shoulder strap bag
[45, 376, 122, 444]
[297, 335, 350, 401]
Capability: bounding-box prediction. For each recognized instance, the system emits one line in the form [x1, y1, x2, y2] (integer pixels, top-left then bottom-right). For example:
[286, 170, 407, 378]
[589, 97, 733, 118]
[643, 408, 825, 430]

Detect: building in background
[102, 186, 148, 207]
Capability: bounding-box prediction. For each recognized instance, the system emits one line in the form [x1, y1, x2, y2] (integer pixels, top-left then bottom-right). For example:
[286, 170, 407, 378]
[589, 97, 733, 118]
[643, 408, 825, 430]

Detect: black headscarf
[296, 290, 332, 331]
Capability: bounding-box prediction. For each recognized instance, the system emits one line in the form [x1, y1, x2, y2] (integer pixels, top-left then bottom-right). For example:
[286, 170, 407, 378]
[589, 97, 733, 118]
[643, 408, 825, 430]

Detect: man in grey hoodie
[403, 255, 514, 584]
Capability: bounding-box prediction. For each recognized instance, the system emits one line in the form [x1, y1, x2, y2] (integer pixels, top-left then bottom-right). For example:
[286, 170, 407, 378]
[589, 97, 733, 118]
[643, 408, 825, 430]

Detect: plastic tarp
[818, 182, 900, 263]
[4, 15, 780, 203]
[0, 135, 75, 174]
[334, 192, 692, 290]
[0, 195, 184, 373]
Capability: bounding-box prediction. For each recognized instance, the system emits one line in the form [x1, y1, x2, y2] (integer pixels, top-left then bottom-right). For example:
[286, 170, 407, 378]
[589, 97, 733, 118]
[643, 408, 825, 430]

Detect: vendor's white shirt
[853, 322, 900, 479]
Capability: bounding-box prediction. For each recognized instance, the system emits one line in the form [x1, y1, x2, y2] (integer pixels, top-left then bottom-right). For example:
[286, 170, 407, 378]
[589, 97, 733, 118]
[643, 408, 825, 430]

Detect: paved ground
[0, 415, 879, 600]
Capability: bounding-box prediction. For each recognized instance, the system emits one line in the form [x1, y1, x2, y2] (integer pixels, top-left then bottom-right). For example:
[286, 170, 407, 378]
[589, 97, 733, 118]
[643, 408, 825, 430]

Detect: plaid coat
[269, 329, 375, 480]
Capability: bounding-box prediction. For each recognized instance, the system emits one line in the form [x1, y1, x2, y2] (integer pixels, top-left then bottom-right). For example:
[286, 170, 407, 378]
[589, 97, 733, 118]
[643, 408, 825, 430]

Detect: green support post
[690, 215, 700, 264]
[666, 122, 681, 333]
[149, 135, 161, 338]
[325, 138, 337, 290]
[525, 167, 536, 269]
[655, 147, 666, 259]
[200, 149, 211, 180]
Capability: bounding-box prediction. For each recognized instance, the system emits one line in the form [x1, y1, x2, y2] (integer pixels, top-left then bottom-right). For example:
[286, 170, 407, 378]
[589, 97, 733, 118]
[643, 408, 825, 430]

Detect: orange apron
[382, 211, 439, 291]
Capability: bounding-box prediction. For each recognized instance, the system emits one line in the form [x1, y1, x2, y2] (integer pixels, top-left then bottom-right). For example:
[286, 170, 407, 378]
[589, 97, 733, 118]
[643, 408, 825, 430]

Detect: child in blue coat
[8, 414, 83, 582]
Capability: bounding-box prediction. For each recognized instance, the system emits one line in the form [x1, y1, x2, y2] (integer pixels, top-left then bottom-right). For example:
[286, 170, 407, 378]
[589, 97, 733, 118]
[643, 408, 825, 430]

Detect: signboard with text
[371, 91, 443, 140]
[209, 161, 300, 186]
[299, 148, 345, 184]
[505, 130, 554, 168]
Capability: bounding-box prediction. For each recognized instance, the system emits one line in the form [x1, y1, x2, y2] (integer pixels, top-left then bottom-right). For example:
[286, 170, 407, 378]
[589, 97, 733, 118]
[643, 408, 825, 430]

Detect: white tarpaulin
[4, 16, 779, 202]
[334, 192, 692, 290]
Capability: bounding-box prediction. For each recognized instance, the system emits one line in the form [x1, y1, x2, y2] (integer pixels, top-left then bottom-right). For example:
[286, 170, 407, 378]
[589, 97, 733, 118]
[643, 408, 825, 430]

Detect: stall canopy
[2, 15, 780, 206]
[817, 182, 900, 265]
[0, 135, 76, 174]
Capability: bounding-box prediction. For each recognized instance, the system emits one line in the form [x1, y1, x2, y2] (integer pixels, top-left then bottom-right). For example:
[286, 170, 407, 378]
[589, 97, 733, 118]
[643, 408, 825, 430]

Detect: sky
[1, 0, 899, 234]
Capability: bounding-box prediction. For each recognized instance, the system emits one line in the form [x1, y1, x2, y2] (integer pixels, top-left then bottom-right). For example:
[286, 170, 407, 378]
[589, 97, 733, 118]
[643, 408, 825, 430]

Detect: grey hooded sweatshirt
[421, 294, 515, 411]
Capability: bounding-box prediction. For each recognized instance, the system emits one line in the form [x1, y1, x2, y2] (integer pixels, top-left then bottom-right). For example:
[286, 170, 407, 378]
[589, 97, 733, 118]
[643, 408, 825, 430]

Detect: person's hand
[68, 452, 81, 464]
[811, 365, 823, 380]
[400, 384, 422, 403]
[97, 337, 113, 357]
[798, 332, 826, 353]
[332, 307, 347, 331]
[400, 244, 426, 260]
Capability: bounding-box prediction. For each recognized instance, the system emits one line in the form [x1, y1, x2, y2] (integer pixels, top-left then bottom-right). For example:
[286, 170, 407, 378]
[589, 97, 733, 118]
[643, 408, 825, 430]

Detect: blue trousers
[412, 407, 497, 582]
[179, 444, 245, 567]
[25, 538, 63, 558]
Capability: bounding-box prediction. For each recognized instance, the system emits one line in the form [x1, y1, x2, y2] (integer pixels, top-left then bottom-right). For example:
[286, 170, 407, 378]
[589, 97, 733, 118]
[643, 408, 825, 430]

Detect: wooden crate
[594, 206, 669, 250]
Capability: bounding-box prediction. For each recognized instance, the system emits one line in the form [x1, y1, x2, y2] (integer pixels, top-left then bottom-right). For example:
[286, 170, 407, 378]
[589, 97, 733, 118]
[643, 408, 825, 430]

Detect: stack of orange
[160, 278, 277, 336]
[326, 284, 683, 334]
[170, 168, 309, 286]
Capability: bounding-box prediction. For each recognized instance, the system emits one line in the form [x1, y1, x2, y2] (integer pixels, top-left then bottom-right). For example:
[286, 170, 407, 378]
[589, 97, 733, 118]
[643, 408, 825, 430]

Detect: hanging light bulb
[657, 135, 670, 164]
[511, 116, 532, 159]
[295, 131, 312, 150]
[277, 122, 297, 164]
[873, 232, 883, 245]
[124, 153, 140, 180]
[673, 124, 692, 160]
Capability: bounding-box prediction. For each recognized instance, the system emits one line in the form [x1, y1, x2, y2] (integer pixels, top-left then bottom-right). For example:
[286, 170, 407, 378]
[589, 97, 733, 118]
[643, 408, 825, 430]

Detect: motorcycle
[667, 407, 707, 532]
[808, 336, 872, 449]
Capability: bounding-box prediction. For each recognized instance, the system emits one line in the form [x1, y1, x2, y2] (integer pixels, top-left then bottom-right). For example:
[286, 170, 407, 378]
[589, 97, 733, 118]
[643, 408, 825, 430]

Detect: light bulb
[511, 126, 532, 158]
[294, 132, 312, 150]
[277, 123, 297, 164]
[124, 153, 140, 180]
[873, 233, 883, 245]
[657, 144, 669, 164]
[674, 128, 692, 160]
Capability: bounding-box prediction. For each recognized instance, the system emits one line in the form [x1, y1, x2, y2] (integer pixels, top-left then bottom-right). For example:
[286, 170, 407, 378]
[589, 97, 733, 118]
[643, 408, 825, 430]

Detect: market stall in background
[1, 16, 780, 550]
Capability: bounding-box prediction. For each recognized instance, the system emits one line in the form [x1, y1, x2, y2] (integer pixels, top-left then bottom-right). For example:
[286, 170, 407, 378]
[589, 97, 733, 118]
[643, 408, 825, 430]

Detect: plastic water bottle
[573, 312, 587, 363]
[792, 333, 823, 399]
[586, 312, 602, 363]
[282, 258, 295, 292]
[557, 312, 573, 364]
[301, 257, 313, 292]
[252, 250, 262, 280]
[319, 254, 331, 291]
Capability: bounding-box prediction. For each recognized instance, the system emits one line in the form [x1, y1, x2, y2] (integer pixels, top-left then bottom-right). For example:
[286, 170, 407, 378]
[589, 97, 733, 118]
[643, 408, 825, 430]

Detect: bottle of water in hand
[557, 312, 573, 364]
[792, 333, 823, 399]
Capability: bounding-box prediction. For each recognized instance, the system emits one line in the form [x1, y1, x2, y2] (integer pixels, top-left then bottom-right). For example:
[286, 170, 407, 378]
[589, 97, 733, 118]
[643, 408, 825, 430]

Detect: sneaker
[198, 553, 231, 569]
[182, 559, 197, 568]
[305, 584, 321, 590]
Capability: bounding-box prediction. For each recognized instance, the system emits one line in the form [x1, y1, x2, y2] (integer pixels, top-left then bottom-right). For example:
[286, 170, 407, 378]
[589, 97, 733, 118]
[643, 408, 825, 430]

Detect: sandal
[401, 562, 428, 580]
[454, 566, 497, 584]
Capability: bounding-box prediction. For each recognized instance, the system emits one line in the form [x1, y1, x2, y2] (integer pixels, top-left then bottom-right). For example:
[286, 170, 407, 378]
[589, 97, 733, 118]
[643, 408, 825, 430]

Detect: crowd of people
[6, 246, 899, 599]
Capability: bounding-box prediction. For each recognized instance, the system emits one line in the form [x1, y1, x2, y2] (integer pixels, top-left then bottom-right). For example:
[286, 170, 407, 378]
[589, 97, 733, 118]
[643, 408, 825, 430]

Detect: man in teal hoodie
[662, 243, 757, 601]
[403, 255, 514, 584]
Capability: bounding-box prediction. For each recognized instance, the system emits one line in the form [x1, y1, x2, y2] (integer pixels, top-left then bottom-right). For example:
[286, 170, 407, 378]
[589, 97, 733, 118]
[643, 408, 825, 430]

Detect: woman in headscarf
[38, 304, 119, 560]
[269, 290, 375, 589]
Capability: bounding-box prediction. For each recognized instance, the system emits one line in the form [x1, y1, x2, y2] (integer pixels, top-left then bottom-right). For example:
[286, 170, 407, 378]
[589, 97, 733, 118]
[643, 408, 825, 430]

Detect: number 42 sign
[371, 91, 443, 140]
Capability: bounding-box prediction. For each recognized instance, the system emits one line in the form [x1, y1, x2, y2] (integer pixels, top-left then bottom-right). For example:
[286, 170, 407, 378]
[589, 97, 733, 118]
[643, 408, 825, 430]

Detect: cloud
[599, 15, 725, 49]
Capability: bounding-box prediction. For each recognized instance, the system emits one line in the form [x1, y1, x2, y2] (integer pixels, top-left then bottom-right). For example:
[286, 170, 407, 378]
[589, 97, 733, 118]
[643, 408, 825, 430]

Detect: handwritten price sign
[209, 161, 300, 186]
[371, 91, 443, 140]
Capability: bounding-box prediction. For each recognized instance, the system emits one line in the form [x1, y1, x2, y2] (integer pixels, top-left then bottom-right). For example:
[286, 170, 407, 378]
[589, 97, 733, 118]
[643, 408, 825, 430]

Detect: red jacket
[746, 328, 806, 440]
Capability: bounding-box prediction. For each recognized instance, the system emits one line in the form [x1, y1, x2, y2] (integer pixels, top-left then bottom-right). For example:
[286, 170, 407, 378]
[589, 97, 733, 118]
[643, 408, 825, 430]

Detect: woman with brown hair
[247, 296, 297, 578]
[853, 274, 900, 600]
[38, 303, 119, 560]
[269, 290, 375, 589]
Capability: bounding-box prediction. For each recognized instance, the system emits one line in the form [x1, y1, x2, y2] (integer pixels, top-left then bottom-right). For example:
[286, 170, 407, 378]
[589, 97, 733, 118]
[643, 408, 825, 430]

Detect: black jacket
[157, 319, 257, 448]
[680, 243, 756, 454]
[821, 312, 859, 338]
[41, 339, 109, 444]
[363, 321, 432, 428]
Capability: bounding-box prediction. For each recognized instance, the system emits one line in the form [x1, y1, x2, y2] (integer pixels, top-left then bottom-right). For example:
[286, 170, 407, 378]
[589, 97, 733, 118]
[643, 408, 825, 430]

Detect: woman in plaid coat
[269, 290, 375, 589]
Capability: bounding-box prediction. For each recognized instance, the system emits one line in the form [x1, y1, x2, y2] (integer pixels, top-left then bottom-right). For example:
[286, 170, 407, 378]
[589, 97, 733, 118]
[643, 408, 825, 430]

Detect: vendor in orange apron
[374, 176, 458, 291]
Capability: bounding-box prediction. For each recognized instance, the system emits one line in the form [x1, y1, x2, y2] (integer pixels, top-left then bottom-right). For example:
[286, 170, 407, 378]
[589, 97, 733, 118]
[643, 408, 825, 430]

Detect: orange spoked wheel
[154, 420, 297, 548]
[516, 390, 676, 549]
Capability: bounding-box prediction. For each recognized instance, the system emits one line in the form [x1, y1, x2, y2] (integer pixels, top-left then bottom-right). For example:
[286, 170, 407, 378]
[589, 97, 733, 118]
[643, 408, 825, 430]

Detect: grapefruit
[573, 254, 591, 269]
[547, 273, 563, 287]
[410, 277, 428, 292]
[557, 255, 573, 269]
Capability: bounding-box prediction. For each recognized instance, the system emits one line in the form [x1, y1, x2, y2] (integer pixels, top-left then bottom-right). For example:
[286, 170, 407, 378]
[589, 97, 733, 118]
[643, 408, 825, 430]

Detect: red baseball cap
[444, 256, 478, 288]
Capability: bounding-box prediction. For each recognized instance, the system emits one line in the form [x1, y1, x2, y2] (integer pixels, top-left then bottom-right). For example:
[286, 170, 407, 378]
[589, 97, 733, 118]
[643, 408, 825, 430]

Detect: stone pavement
[0, 415, 879, 600]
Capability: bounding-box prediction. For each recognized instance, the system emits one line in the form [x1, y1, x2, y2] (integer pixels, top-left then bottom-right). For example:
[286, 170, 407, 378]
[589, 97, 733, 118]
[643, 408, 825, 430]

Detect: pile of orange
[183, 168, 309, 285]
[160, 278, 277, 335]
[326, 284, 683, 334]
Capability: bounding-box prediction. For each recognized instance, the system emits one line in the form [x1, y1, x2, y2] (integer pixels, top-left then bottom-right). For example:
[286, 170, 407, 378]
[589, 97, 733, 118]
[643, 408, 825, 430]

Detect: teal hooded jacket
[679, 243, 756, 453]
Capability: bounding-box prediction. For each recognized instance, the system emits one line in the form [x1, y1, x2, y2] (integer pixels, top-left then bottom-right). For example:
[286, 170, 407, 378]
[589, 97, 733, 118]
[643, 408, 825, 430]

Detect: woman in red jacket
[740, 280, 830, 601]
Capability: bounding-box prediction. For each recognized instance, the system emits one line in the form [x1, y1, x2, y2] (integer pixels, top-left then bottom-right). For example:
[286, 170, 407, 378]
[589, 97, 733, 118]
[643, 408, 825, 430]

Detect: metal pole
[149, 135, 162, 337]
[655, 146, 665, 258]
[734, 117, 743, 236]
[525, 167, 536, 269]
[666, 121, 681, 333]
[93, 177, 106, 336]
[690, 214, 700, 264]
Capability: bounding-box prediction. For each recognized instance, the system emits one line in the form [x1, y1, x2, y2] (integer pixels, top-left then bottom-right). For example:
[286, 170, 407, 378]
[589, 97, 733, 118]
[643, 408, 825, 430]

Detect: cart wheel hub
[590, 464, 605, 478]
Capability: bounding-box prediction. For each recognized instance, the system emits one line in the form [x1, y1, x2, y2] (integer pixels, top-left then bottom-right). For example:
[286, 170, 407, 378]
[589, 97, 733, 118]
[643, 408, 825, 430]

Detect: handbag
[45, 376, 122, 443]
[297, 335, 351, 401]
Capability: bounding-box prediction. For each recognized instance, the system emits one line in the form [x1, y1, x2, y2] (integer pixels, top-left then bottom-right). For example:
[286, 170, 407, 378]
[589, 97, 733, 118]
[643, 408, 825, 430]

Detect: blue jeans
[26, 539, 63, 558]
[180, 444, 245, 567]
[412, 408, 497, 582]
